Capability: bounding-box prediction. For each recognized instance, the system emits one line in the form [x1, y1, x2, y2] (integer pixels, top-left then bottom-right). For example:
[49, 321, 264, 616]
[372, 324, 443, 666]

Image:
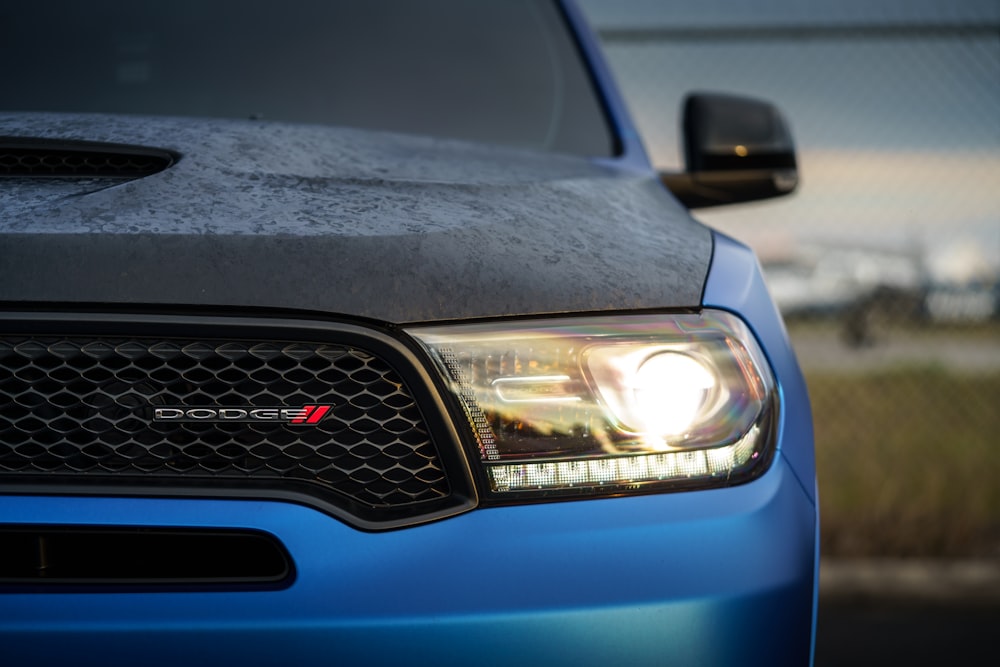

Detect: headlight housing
[408, 310, 777, 500]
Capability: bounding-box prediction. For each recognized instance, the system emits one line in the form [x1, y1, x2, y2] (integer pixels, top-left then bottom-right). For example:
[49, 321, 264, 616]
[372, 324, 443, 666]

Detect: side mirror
[660, 92, 798, 209]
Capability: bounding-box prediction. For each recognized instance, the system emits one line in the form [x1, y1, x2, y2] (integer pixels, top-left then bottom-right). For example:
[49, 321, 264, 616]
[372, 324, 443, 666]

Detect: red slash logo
[289, 404, 333, 425]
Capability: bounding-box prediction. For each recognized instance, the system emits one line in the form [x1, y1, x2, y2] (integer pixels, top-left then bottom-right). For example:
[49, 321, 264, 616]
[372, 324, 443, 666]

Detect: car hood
[0, 114, 711, 323]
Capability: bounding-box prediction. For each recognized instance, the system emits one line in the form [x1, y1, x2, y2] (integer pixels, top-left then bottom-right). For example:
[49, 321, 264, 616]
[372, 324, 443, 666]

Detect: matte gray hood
[0, 114, 712, 323]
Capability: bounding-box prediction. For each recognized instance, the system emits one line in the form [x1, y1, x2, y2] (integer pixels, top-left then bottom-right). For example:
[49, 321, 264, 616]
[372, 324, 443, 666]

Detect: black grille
[0, 137, 175, 178]
[0, 331, 455, 522]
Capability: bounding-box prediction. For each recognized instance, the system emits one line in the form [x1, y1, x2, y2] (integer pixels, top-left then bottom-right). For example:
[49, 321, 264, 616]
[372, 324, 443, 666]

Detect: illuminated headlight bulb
[630, 352, 716, 438]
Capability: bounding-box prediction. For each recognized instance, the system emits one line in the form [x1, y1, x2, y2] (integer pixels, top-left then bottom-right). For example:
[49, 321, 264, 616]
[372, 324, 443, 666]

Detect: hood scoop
[0, 136, 177, 178]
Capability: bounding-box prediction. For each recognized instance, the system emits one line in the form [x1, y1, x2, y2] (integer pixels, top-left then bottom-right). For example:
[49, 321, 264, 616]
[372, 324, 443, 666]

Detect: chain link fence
[581, 1, 1000, 558]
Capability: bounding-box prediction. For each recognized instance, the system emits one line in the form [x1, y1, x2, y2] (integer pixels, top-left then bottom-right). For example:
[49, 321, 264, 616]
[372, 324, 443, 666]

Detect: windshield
[1, 0, 615, 157]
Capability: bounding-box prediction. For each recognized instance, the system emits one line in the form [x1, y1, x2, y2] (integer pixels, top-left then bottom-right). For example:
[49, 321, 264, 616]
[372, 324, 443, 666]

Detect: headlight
[407, 311, 777, 500]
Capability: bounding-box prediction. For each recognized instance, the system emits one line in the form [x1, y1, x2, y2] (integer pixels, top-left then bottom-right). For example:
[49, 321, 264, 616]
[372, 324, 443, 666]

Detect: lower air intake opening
[0, 526, 293, 586]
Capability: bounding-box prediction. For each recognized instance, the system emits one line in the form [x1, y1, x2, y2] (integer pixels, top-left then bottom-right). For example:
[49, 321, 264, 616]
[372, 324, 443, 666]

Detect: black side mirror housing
[661, 92, 799, 209]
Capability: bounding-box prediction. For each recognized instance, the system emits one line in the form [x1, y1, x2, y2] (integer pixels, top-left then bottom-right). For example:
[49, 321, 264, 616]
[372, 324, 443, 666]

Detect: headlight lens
[407, 311, 776, 498]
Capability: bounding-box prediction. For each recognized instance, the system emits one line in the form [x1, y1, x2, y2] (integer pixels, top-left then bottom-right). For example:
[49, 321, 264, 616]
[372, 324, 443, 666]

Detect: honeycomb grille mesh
[0, 335, 450, 509]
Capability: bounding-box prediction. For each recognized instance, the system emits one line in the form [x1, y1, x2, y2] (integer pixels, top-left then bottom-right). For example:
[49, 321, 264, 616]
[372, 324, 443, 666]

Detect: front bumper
[1, 453, 815, 667]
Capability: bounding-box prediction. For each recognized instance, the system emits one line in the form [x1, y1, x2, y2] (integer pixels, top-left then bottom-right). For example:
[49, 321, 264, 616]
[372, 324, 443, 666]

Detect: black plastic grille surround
[0, 321, 467, 527]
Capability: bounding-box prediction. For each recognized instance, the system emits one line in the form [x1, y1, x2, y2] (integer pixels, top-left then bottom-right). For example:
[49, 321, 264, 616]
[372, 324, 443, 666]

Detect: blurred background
[578, 0, 999, 563]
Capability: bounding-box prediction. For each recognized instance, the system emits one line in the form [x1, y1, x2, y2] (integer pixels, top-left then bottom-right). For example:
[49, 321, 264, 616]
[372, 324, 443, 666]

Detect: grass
[807, 366, 1000, 557]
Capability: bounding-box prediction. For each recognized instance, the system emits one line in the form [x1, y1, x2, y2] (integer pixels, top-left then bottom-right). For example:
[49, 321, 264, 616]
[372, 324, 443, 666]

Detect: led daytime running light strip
[488, 425, 760, 492]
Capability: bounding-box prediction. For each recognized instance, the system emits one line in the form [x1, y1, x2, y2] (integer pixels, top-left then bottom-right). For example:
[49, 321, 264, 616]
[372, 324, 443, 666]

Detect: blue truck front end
[1, 234, 817, 666]
[0, 1, 817, 664]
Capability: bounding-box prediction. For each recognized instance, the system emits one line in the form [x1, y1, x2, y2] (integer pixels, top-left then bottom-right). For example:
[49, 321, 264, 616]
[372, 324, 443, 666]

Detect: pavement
[815, 559, 1000, 666]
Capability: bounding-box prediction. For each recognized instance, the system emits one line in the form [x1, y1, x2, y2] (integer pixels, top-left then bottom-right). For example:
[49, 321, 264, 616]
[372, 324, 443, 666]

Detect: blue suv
[0, 1, 817, 665]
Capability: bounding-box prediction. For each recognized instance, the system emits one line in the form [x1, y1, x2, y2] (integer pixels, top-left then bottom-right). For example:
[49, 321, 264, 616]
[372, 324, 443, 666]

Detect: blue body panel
[703, 231, 821, 663]
[559, 0, 653, 170]
[1, 459, 813, 666]
[704, 232, 817, 504]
